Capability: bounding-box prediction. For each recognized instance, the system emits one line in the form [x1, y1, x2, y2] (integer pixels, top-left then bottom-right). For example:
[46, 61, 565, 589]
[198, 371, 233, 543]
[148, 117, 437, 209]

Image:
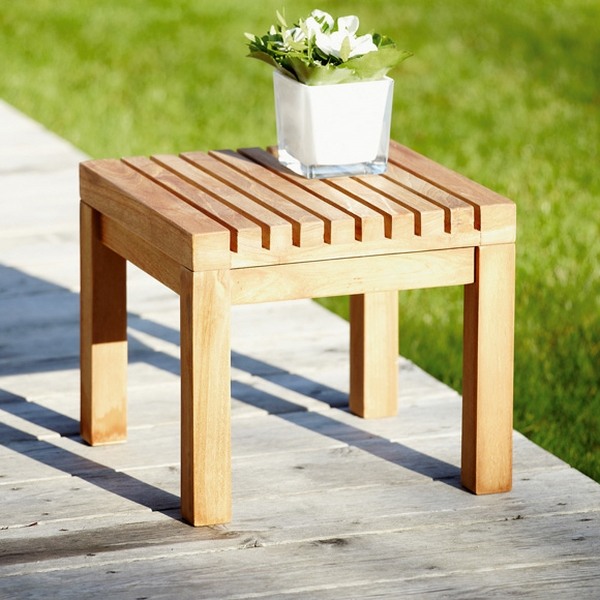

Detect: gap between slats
[383, 162, 475, 234]
[209, 148, 355, 246]
[180, 152, 324, 249]
[324, 177, 415, 240]
[120, 157, 251, 252]
[387, 141, 514, 232]
[354, 174, 445, 237]
[246, 147, 387, 243]
[150, 155, 293, 252]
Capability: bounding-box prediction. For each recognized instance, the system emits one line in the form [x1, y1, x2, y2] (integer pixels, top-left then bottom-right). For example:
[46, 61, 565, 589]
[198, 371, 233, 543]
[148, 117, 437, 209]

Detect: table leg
[349, 290, 399, 418]
[80, 203, 127, 445]
[180, 267, 232, 526]
[462, 243, 515, 493]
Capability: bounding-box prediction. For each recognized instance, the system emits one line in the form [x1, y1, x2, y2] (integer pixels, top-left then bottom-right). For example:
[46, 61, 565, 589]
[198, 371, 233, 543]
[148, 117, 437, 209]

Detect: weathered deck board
[1, 99, 599, 598]
[1, 512, 599, 599]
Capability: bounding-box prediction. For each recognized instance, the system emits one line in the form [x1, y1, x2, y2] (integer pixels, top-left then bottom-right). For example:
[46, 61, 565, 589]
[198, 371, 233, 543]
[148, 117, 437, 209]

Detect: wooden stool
[80, 141, 516, 526]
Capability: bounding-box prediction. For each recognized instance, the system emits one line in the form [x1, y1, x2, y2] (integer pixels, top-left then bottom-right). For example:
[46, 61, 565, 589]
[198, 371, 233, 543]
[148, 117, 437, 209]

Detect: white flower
[303, 16, 324, 38]
[297, 10, 334, 42]
[283, 26, 306, 48]
[337, 15, 359, 36]
[315, 29, 378, 61]
[281, 10, 335, 49]
[309, 14, 378, 61]
[347, 33, 378, 57]
[310, 9, 334, 30]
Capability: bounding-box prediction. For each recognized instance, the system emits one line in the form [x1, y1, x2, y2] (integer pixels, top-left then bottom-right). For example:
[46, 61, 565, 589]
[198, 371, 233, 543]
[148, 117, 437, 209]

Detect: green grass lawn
[1, 0, 598, 481]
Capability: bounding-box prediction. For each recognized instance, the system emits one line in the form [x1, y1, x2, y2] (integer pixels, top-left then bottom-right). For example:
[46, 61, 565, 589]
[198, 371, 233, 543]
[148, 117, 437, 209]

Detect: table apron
[101, 212, 182, 293]
[230, 247, 475, 304]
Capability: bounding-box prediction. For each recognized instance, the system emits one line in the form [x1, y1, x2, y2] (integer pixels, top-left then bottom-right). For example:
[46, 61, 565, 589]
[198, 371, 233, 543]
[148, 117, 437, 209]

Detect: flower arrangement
[245, 9, 412, 86]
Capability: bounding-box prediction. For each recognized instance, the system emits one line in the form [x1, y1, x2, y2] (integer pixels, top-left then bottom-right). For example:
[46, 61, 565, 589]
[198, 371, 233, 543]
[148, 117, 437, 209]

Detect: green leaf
[286, 58, 359, 85]
[341, 45, 413, 81]
[275, 9, 287, 29]
[247, 50, 282, 72]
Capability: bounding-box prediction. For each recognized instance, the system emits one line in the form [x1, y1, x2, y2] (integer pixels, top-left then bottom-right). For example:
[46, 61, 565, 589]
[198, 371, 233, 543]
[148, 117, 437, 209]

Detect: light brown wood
[123, 155, 264, 252]
[77, 140, 517, 525]
[230, 248, 475, 305]
[462, 243, 516, 493]
[208, 149, 356, 245]
[101, 212, 181, 294]
[182, 152, 326, 248]
[354, 173, 446, 237]
[324, 176, 415, 239]
[239, 147, 387, 242]
[349, 291, 399, 418]
[180, 267, 232, 526]
[226, 227, 481, 270]
[281, 177, 387, 243]
[141, 154, 294, 252]
[389, 141, 517, 244]
[383, 161, 475, 234]
[80, 203, 128, 445]
[80, 159, 231, 271]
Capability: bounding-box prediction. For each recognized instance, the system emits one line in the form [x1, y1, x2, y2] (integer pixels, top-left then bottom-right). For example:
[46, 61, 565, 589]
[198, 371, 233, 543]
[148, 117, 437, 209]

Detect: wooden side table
[80, 141, 516, 526]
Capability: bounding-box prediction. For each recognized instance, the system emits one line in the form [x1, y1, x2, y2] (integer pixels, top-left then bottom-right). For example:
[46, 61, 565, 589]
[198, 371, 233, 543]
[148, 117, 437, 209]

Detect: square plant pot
[273, 70, 394, 179]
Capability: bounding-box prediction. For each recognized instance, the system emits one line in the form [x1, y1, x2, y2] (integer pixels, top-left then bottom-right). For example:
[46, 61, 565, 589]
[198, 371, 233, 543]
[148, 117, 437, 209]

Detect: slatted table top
[80, 141, 516, 271]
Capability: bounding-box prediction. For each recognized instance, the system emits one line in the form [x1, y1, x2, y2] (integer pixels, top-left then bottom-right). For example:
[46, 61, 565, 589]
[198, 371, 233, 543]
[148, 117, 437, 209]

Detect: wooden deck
[1, 99, 599, 598]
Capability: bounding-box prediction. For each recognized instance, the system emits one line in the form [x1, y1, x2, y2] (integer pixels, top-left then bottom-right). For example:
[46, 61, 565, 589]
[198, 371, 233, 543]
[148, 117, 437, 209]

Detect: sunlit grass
[1, 0, 598, 481]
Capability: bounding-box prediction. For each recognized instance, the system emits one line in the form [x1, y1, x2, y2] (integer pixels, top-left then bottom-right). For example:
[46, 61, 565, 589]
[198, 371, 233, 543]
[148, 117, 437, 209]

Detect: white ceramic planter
[273, 70, 394, 179]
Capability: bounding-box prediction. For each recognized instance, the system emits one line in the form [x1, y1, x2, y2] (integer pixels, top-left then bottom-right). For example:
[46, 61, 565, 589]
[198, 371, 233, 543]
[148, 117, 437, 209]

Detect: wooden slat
[147, 154, 293, 252]
[122, 156, 262, 252]
[324, 176, 415, 239]
[181, 151, 325, 248]
[230, 247, 475, 304]
[389, 141, 516, 243]
[353, 173, 446, 237]
[80, 159, 230, 271]
[210, 149, 356, 246]
[383, 162, 475, 234]
[241, 148, 387, 242]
